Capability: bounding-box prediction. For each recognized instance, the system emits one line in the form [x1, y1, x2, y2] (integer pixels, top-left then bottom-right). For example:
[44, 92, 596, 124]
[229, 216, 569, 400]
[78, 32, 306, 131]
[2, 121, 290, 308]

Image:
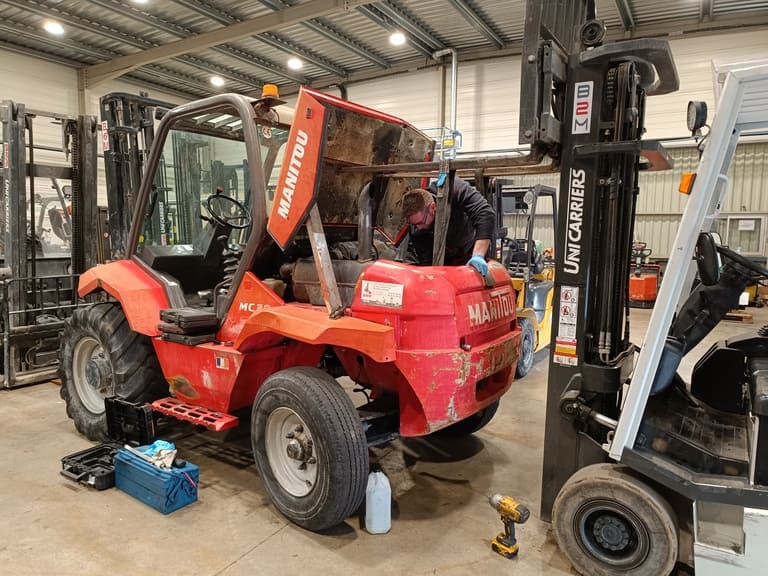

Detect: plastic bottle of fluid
[365, 471, 392, 534]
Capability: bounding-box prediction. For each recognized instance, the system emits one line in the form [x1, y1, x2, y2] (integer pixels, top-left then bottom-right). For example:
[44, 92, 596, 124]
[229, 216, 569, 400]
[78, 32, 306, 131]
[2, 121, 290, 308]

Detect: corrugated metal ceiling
[0, 0, 766, 101]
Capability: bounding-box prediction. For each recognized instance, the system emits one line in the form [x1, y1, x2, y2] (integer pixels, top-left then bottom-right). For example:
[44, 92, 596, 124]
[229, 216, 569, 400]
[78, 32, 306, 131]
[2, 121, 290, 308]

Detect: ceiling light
[210, 76, 225, 87]
[287, 57, 303, 70]
[389, 31, 406, 46]
[42, 20, 64, 36]
[131, 0, 150, 4]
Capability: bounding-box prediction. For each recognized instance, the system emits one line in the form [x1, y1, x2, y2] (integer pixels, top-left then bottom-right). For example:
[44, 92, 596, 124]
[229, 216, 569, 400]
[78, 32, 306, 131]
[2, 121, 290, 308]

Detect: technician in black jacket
[401, 176, 496, 275]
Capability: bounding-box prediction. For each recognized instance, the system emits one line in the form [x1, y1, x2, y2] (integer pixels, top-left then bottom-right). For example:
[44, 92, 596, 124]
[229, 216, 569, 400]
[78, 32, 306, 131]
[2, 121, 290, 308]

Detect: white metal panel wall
[345, 29, 768, 149]
[347, 68, 443, 135]
[1, 51, 182, 209]
[646, 30, 768, 140]
[503, 213, 556, 255]
[507, 142, 768, 258]
[1, 52, 82, 239]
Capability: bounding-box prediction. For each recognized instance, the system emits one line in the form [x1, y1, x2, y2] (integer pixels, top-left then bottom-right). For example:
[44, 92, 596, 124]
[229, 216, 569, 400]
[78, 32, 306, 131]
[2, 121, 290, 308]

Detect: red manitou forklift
[58, 88, 522, 531]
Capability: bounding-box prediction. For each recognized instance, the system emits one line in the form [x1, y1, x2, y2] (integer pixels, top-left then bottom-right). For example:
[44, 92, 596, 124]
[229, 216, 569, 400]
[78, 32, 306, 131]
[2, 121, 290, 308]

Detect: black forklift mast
[100, 93, 174, 260]
[0, 101, 99, 388]
[520, 1, 680, 521]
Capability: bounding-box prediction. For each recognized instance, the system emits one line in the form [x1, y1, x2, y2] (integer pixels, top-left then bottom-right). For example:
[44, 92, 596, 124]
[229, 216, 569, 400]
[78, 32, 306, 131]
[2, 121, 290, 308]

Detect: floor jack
[489, 494, 530, 558]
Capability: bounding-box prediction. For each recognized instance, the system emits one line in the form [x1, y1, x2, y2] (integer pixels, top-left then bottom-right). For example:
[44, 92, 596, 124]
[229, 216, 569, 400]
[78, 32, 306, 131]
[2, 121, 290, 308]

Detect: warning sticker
[361, 280, 404, 308]
[559, 286, 578, 331]
[554, 337, 578, 366]
[555, 337, 577, 355]
[101, 120, 110, 151]
[554, 354, 579, 366]
[556, 286, 579, 366]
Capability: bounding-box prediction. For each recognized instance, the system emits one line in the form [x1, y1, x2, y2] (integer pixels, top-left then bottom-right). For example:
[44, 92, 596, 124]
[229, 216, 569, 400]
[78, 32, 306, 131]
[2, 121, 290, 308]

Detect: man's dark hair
[402, 189, 433, 218]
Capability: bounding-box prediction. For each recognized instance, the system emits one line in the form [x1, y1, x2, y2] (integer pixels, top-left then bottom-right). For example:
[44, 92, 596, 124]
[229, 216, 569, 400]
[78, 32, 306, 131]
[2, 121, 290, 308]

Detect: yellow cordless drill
[489, 494, 530, 558]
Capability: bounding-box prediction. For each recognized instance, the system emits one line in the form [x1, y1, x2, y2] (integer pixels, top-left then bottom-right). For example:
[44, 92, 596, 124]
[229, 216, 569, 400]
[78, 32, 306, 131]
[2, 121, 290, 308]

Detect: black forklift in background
[99, 92, 174, 261]
[514, 2, 768, 575]
[100, 92, 277, 266]
[0, 102, 100, 388]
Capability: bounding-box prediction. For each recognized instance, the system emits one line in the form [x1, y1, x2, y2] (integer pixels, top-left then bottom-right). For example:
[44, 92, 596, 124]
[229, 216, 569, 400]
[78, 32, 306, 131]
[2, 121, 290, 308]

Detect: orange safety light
[678, 172, 696, 195]
[261, 84, 279, 100]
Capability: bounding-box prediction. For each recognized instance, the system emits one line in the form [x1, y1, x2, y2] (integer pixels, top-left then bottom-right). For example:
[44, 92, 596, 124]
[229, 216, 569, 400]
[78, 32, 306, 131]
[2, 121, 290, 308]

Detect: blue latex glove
[436, 172, 447, 187]
[142, 440, 176, 457]
[467, 254, 488, 276]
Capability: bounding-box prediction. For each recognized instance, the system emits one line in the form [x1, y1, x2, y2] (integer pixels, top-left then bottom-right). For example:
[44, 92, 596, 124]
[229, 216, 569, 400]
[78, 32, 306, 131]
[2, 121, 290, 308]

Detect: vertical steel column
[70, 115, 99, 273]
[1, 102, 27, 316]
[1, 101, 27, 387]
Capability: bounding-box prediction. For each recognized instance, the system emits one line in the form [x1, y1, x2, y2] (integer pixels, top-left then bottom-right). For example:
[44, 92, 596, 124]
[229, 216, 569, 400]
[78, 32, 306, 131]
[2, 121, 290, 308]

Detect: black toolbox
[61, 444, 120, 490]
[60, 398, 156, 490]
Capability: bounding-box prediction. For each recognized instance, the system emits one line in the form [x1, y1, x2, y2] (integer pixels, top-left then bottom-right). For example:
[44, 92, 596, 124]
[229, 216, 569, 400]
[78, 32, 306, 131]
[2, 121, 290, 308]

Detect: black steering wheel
[717, 245, 768, 279]
[204, 193, 252, 229]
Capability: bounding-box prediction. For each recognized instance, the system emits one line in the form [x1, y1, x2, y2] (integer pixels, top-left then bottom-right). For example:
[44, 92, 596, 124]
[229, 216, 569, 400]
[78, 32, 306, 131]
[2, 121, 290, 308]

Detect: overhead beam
[170, 0, 349, 77]
[356, 5, 436, 58]
[373, 1, 445, 51]
[29, 1, 274, 88]
[614, 0, 636, 31]
[87, 0, 305, 84]
[303, 19, 390, 68]
[615, 12, 768, 38]
[258, 32, 348, 77]
[257, 0, 390, 68]
[83, 0, 375, 87]
[0, 22, 116, 61]
[444, 0, 504, 48]
[210, 47, 305, 84]
[17, 0, 300, 87]
[0, 21, 221, 101]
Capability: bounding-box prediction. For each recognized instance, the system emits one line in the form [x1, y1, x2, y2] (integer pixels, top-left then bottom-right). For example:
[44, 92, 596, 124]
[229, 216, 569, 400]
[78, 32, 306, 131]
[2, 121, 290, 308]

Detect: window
[713, 215, 766, 256]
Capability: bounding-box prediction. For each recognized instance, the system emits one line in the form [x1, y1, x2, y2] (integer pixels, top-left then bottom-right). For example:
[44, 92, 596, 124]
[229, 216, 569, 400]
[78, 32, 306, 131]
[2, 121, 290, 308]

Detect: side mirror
[695, 232, 720, 286]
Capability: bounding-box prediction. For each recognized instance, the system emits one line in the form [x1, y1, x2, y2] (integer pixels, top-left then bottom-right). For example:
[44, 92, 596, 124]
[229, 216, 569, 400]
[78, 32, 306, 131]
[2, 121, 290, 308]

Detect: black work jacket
[407, 177, 496, 265]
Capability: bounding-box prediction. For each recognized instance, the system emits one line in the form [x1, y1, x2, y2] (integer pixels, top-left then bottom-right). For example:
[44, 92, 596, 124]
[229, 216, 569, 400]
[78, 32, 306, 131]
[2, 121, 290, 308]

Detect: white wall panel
[646, 30, 768, 140]
[1, 51, 183, 208]
[346, 68, 442, 135]
[345, 29, 768, 149]
[496, 141, 768, 258]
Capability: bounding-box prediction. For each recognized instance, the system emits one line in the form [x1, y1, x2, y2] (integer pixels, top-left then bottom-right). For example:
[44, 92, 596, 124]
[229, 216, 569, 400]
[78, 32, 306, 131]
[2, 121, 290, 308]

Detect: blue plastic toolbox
[114, 448, 199, 514]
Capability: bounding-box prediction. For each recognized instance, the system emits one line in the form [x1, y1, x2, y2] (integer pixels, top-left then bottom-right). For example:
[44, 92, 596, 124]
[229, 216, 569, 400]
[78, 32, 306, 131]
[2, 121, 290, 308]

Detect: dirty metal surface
[315, 105, 434, 241]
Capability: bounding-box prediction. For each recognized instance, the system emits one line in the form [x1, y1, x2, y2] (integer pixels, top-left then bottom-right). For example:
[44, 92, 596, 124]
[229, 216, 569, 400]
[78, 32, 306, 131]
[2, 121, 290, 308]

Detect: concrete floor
[1, 306, 765, 576]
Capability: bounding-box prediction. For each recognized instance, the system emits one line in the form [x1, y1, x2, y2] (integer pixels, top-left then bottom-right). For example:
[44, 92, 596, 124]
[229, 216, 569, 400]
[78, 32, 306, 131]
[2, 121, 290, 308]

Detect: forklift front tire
[515, 318, 535, 378]
[251, 367, 369, 532]
[553, 463, 678, 576]
[58, 302, 167, 441]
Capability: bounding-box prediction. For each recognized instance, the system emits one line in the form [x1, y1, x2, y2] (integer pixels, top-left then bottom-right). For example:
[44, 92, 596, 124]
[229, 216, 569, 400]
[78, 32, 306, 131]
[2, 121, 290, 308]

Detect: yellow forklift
[494, 182, 557, 377]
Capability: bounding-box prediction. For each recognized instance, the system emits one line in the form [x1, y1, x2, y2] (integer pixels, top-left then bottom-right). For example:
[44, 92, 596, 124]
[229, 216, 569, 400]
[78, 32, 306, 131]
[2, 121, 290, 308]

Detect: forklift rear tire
[553, 463, 678, 576]
[432, 399, 500, 437]
[515, 318, 535, 378]
[58, 302, 167, 441]
[251, 367, 369, 532]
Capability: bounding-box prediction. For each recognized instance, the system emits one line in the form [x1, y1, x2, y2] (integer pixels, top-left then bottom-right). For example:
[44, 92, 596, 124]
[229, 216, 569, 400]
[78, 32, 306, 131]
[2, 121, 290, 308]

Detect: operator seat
[505, 239, 545, 275]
